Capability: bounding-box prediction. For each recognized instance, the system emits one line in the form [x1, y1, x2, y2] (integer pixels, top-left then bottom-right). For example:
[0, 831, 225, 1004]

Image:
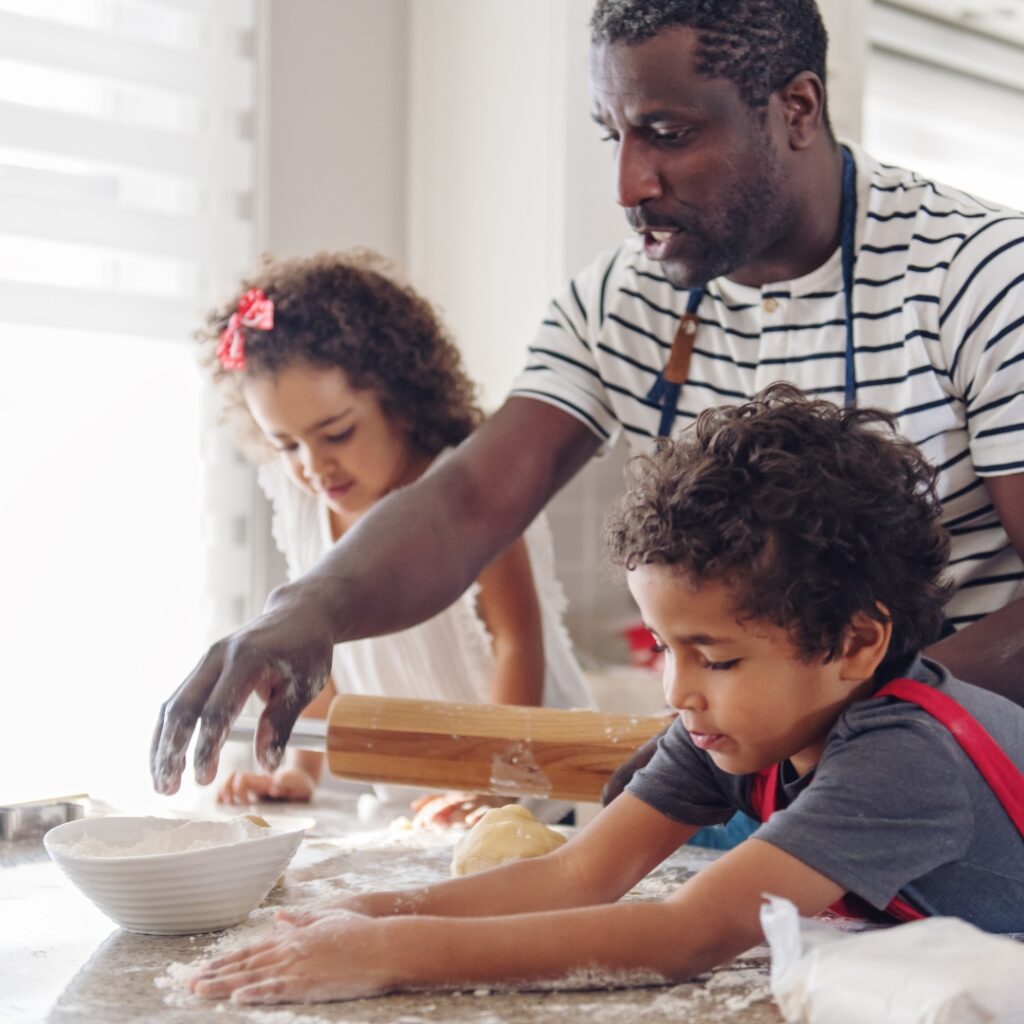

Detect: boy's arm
[343, 793, 698, 919]
[190, 799, 848, 1004]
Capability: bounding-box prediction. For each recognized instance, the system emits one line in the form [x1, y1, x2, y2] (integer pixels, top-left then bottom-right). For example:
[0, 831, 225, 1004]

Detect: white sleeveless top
[257, 460, 592, 714]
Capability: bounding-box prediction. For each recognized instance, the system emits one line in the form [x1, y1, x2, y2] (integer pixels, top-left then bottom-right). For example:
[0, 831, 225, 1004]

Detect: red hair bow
[216, 288, 274, 370]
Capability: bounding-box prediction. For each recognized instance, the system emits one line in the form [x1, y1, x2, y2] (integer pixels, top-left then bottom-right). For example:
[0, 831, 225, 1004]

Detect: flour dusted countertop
[2, 793, 775, 1024]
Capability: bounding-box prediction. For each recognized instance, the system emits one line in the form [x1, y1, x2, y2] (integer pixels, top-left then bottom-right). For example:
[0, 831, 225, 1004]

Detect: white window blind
[0, 0, 258, 806]
[865, 0, 1024, 210]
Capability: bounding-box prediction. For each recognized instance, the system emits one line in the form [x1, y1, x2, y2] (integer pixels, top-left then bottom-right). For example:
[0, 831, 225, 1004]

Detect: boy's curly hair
[199, 250, 481, 460]
[590, 0, 831, 127]
[605, 383, 953, 677]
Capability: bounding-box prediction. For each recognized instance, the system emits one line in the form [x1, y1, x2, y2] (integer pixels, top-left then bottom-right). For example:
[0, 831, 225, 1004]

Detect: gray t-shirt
[627, 657, 1024, 932]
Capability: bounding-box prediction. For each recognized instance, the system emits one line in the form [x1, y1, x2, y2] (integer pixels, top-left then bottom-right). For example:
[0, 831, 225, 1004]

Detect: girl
[201, 250, 591, 824]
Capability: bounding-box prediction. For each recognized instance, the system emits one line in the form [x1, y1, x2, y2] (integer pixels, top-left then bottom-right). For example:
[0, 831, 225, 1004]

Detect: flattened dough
[450, 804, 567, 877]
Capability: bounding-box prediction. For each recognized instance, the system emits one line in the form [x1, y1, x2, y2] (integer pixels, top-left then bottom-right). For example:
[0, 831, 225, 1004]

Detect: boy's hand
[216, 767, 316, 805]
[189, 909, 396, 1005]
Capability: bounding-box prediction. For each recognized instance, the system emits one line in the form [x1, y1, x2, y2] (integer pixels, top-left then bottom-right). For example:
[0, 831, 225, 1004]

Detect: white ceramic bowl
[44, 816, 305, 935]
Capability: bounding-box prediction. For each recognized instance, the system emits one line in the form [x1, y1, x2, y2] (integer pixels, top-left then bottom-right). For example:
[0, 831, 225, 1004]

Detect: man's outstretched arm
[151, 397, 602, 794]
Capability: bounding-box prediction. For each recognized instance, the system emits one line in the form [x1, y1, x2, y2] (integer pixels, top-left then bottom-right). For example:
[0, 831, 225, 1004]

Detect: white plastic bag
[760, 894, 1024, 1024]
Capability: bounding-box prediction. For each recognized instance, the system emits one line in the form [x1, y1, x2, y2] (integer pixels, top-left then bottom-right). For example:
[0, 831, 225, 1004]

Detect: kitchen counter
[2, 793, 777, 1024]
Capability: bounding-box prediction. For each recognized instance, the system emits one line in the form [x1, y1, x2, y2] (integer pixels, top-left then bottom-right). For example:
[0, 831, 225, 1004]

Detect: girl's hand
[216, 766, 316, 805]
[410, 791, 511, 829]
[189, 909, 394, 1005]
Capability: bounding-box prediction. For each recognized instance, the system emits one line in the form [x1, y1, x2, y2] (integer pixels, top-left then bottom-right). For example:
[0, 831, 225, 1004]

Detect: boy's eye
[649, 641, 667, 654]
[706, 659, 740, 672]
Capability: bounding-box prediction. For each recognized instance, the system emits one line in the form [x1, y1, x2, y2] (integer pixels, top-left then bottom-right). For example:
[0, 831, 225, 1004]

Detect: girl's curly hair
[199, 250, 481, 460]
[605, 383, 953, 677]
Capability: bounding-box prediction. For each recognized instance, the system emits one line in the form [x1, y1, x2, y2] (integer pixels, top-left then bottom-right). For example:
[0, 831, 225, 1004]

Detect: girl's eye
[706, 659, 740, 672]
[650, 641, 667, 654]
[325, 428, 354, 444]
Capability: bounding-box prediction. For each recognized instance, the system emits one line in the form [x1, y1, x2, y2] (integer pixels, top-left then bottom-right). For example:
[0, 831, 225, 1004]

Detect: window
[0, 0, 257, 806]
[865, 0, 1024, 209]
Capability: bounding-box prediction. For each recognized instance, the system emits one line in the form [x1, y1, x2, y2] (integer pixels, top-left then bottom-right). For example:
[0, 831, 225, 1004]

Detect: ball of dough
[450, 804, 567, 877]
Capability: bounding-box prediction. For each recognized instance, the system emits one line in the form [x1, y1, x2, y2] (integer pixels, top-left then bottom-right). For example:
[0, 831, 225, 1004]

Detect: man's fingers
[254, 668, 323, 773]
[150, 647, 228, 794]
[192, 652, 269, 785]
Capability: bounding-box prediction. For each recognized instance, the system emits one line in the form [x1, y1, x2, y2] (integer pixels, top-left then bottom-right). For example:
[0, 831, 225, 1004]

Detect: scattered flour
[242, 1011, 332, 1024]
[54, 818, 268, 857]
[151, 825, 772, 1019]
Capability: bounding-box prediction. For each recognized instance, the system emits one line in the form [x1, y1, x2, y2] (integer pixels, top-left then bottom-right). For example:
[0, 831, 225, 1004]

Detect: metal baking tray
[0, 795, 88, 841]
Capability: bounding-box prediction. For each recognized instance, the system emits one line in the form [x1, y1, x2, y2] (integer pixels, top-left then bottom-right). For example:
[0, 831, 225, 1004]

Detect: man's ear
[839, 606, 893, 682]
[776, 70, 827, 150]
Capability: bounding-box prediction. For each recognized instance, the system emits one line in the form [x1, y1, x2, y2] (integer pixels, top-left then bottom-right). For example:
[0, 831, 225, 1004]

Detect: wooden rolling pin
[228, 694, 667, 802]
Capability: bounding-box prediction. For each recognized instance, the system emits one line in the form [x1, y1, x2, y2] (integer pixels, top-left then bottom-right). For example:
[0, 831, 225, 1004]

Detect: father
[152, 0, 1024, 794]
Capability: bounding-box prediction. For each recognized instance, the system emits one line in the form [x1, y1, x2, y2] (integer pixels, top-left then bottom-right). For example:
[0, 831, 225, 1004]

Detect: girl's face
[243, 362, 428, 523]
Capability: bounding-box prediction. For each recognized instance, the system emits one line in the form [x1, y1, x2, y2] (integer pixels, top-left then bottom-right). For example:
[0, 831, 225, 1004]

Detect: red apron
[749, 677, 1024, 922]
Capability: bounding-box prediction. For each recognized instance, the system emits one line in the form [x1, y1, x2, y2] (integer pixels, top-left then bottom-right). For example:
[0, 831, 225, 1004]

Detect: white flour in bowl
[53, 818, 268, 857]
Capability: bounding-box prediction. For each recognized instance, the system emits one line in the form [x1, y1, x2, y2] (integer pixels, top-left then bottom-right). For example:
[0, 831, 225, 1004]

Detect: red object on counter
[623, 622, 664, 671]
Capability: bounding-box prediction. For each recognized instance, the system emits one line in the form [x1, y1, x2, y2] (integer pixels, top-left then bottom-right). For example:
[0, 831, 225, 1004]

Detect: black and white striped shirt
[511, 143, 1024, 628]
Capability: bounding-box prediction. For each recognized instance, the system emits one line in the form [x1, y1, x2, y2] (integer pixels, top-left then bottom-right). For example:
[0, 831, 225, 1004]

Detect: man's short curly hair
[590, 0, 830, 116]
[199, 250, 481, 461]
[605, 383, 953, 678]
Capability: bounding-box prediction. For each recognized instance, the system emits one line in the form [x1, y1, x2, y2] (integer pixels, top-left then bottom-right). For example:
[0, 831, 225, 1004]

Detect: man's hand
[150, 584, 334, 795]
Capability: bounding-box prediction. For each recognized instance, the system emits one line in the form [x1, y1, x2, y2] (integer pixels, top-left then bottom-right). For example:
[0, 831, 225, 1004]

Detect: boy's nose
[615, 137, 663, 209]
[664, 670, 707, 713]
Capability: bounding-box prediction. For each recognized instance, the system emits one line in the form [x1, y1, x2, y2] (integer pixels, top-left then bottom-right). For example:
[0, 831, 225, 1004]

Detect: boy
[190, 384, 1024, 1007]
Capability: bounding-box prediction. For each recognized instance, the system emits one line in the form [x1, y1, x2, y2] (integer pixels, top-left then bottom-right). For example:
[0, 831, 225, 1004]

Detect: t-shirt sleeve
[626, 718, 740, 827]
[755, 704, 976, 910]
[508, 248, 626, 448]
[941, 214, 1024, 476]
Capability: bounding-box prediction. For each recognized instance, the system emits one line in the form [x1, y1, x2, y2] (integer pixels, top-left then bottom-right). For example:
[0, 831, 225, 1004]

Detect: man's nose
[615, 136, 663, 209]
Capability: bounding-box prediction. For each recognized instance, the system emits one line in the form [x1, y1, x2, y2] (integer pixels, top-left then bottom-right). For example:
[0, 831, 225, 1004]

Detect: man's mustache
[626, 209, 688, 233]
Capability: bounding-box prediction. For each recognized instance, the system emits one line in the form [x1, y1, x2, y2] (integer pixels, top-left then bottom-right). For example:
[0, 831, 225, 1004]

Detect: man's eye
[652, 127, 691, 145]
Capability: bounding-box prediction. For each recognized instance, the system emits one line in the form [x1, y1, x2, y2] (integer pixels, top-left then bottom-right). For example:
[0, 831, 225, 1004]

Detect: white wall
[262, 0, 409, 263]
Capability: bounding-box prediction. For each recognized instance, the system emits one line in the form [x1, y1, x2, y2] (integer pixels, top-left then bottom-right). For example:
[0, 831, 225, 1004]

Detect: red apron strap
[746, 675, 1024, 925]
[877, 677, 1024, 835]
[749, 762, 780, 822]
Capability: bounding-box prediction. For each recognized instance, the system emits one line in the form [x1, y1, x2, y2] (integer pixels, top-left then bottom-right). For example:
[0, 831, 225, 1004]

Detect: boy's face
[627, 565, 866, 777]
